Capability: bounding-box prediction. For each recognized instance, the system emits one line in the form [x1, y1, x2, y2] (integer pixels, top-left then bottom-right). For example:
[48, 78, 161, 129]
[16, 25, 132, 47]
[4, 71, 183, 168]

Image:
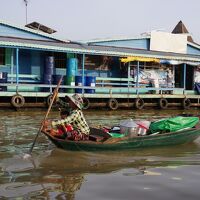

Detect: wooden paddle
[29, 76, 63, 154]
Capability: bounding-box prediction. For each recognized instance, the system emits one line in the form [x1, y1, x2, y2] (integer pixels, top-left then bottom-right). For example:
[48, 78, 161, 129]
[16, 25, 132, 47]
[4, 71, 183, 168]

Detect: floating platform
[0, 82, 200, 110]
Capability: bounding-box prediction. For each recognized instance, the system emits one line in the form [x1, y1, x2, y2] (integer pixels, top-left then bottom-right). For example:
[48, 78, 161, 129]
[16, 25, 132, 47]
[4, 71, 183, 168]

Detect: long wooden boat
[41, 127, 200, 152]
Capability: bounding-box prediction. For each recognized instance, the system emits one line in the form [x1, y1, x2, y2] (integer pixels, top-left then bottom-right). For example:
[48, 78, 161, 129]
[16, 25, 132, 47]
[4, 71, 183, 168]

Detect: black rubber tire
[135, 98, 144, 110]
[159, 98, 168, 109]
[82, 97, 90, 110]
[11, 94, 25, 108]
[46, 94, 57, 108]
[182, 98, 191, 109]
[108, 98, 119, 110]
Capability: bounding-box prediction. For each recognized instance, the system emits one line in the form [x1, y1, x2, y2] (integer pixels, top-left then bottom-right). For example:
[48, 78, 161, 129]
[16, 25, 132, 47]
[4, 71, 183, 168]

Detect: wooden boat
[41, 126, 200, 152]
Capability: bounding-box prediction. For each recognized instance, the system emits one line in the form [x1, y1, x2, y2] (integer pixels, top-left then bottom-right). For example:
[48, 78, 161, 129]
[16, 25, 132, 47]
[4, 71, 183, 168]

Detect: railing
[8, 74, 41, 83]
[0, 74, 186, 95]
[0, 82, 185, 95]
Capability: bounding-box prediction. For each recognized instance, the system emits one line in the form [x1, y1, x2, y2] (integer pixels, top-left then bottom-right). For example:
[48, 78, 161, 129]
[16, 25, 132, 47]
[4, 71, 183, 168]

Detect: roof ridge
[172, 20, 194, 42]
[0, 20, 70, 43]
[85, 35, 150, 44]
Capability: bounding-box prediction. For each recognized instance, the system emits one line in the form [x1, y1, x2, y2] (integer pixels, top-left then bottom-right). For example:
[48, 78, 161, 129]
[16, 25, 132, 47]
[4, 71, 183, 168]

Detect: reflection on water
[0, 109, 200, 199]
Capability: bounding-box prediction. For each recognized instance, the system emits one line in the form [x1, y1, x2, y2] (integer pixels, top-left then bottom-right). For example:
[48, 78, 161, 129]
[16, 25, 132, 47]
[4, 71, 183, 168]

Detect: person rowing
[43, 94, 90, 141]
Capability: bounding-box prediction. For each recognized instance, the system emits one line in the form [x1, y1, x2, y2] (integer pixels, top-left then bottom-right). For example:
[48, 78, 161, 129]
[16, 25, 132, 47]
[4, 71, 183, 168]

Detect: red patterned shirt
[52, 109, 90, 135]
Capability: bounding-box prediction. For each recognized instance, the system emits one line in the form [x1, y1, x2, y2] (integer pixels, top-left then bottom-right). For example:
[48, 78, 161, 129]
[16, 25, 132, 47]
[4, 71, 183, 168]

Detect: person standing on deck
[44, 94, 90, 141]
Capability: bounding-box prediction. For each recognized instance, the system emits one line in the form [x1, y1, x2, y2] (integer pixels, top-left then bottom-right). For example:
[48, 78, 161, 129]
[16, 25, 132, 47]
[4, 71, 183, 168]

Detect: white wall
[150, 31, 187, 54]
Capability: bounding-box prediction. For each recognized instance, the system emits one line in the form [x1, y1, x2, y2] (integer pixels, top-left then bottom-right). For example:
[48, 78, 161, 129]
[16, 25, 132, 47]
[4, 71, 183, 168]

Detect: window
[84, 55, 113, 71]
[0, 48, 5, 65]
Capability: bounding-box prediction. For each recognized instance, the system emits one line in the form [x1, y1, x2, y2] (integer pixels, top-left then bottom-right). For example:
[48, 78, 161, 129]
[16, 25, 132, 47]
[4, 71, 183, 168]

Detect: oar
[28, 76, 63, 154]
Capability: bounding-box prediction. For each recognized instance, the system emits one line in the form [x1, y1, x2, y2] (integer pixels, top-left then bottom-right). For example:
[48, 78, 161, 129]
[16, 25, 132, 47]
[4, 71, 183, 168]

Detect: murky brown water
[1, 109, 200, 199]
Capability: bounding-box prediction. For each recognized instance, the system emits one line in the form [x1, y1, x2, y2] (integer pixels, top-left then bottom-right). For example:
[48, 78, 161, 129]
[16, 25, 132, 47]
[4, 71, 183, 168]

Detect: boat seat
[90, 127, 112, 139]
[89, 134, 105, 142]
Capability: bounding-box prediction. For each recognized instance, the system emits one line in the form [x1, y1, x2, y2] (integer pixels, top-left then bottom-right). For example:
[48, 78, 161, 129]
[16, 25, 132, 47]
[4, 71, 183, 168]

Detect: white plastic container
[136, 120, 151, 136]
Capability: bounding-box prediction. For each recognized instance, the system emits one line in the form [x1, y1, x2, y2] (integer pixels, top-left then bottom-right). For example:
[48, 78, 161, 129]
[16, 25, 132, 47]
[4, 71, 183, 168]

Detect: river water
[0, 109, 200, 199]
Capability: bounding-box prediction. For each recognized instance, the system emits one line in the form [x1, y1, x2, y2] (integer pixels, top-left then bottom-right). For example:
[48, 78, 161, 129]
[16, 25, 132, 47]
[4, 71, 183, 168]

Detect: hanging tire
[182, 98, 191, 109]
[108, 98, 119, 110]
[135, 98, 144, 110]
[82, 98, 90, 110]
[11, 94, 25, 108]
[159, 98, 168, 109]
[46, 94, 57, 107]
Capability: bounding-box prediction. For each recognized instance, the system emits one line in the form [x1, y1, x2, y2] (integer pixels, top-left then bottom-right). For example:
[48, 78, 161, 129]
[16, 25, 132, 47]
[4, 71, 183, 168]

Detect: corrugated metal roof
[86, 35, 151, 44]
[188, 41, 200, 49]
[0, 36, 200, 62]
[0, 21, 69, 43]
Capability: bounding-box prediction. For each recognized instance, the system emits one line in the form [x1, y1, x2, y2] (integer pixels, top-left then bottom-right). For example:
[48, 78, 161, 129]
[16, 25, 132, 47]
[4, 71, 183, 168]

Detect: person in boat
[55, 95, 72, 114]
[45, 94, 90, 141]
[48, 109, 73, 139]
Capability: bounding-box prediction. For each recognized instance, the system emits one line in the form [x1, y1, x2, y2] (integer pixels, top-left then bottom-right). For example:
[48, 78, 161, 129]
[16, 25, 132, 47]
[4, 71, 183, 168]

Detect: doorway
[175, 64, 194, 89]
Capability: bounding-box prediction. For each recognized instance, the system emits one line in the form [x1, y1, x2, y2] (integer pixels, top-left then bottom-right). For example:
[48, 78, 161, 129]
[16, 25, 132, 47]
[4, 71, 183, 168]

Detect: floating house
[0, 20, 200, 109]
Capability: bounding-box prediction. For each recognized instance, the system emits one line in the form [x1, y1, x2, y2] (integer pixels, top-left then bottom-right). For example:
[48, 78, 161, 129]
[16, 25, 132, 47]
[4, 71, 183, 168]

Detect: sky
[0, 0, 199, 43]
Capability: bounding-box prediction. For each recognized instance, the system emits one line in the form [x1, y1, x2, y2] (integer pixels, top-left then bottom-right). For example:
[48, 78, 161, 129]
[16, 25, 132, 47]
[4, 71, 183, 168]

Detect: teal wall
[90, 38, 150, 50]
[19, 50, 31, 74]
[31, 50, 44, 77]
[187, 44, 200, 55]
[91, 38, 200, 56]
[0, 48, 45, 83]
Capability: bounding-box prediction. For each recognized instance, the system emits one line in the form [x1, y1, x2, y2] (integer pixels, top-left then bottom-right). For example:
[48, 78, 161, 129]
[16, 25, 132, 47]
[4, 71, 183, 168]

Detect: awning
[120, 56, 160, 63]
[160, 60, 200, 66]
[120, 57, 200, 66]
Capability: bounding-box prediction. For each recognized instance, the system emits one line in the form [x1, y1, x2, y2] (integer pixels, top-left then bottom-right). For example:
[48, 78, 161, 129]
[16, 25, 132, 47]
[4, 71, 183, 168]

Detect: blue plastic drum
[85, 76, 96, 93]
[43, 74, 52, 84]
[0, 72, 8, 91]
[66, 58, 78, 77]
[45, 56, 55, 75]
[43, 56, 55, 91]
[75, 75, 85, 93]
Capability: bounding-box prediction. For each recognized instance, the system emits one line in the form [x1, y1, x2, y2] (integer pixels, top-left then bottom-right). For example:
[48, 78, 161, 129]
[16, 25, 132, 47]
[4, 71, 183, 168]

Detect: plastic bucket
[120, 119, 138, 137]
[65, 76, 75, 93]
[0, 72, 8, 91]
[75, 75, 85, 93]
[136, 120, 150, 136]
[0, 72, 8, 83]
[85, 76, 96, 93]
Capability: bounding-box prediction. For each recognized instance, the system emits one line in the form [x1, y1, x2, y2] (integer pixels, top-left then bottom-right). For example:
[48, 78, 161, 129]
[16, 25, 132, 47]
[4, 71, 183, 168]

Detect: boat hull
[42, 128, 200, 152]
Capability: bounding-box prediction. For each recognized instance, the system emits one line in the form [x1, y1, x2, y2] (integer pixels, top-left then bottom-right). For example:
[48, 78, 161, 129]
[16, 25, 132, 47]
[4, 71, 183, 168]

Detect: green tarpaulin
[149, 116, 199, 134]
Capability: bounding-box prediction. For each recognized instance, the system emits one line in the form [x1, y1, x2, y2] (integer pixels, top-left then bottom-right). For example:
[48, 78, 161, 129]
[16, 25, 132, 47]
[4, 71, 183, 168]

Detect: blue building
[87, 21, 200, 55]
[0, 20, 200, 109]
